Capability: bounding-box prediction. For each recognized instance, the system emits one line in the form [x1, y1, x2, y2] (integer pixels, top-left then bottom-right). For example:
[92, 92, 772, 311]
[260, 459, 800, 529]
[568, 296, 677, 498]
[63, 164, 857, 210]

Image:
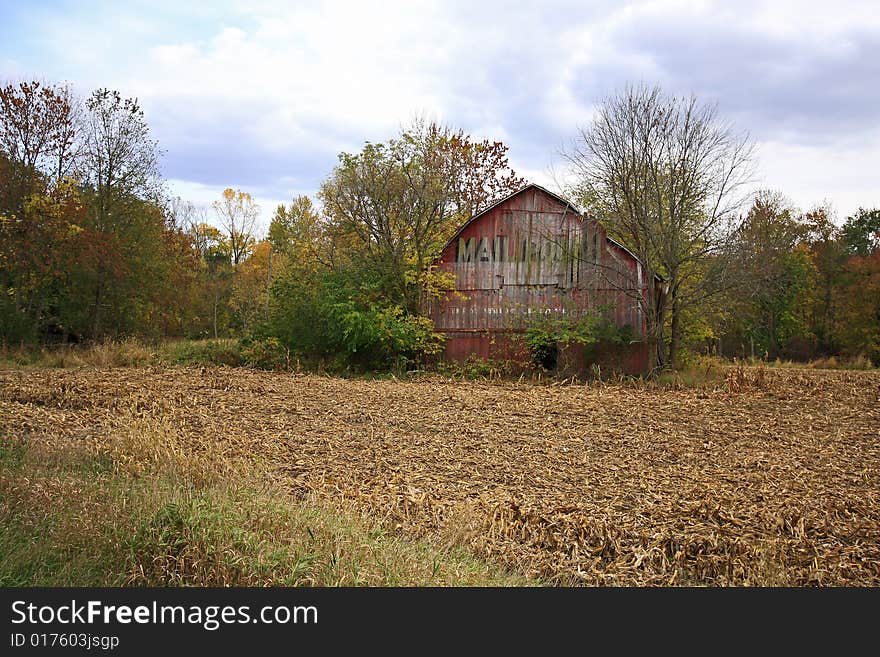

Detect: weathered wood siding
[429, 185, 650, 372]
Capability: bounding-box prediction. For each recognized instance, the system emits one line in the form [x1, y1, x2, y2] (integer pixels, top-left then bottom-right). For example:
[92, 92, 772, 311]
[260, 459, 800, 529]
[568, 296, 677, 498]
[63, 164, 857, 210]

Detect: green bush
[330, 303, 444, 370]
[164, 340, 242, 367]
[239, 337, 290, 370]
[523, 310, 632, 370]
[265, 264, 444, 372]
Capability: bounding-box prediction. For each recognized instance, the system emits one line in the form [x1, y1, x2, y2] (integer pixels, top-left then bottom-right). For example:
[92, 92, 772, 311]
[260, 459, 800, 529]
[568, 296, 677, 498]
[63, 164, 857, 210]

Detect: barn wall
[429, 187, 650, 374]
[440, 331, 650, 375]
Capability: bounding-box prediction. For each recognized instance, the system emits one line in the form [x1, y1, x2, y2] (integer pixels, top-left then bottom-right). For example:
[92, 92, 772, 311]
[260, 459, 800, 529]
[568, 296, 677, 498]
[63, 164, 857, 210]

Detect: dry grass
[0, 338, 159, 369]
[0, 390, 528, 587]
[768, 355, 876, 370]
[0, 338, 246, 370]
[2, 364, 878, 585]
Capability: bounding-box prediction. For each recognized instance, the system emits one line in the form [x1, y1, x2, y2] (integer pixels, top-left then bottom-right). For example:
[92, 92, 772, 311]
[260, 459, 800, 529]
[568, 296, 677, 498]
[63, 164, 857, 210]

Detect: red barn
[429, 184, 655, 374]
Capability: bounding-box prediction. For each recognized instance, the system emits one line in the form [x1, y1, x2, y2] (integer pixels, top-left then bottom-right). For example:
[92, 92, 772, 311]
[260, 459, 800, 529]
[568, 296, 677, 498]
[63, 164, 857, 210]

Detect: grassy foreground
[0, 425, 530, 587]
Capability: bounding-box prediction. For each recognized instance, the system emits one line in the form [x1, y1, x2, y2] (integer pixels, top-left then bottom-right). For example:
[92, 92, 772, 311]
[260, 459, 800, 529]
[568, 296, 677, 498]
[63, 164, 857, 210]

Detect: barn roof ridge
[436, 183, 663, 282]
[439, 183, 581, 257]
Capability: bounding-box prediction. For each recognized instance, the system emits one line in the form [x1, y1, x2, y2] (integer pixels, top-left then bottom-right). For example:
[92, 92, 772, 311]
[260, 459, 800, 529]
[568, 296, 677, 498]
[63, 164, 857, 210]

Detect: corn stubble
[2, 365, 878, 586]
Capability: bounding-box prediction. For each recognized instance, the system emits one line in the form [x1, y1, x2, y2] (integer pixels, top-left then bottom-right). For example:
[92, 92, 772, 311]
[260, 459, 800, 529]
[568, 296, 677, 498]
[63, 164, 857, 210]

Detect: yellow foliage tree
[212, 188, 259, 266]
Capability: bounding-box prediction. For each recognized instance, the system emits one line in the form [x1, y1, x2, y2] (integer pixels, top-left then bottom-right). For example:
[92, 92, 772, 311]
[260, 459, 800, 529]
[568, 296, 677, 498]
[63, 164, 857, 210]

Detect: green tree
[725, 193, 818, 359]
[836, 251, 880, 362]
[319, 120, 525, 314]
[803, 206, 845, 354]
[79, 88, 162, 339]
[841, 208, 880, 257]
[268, 195, 323, 258]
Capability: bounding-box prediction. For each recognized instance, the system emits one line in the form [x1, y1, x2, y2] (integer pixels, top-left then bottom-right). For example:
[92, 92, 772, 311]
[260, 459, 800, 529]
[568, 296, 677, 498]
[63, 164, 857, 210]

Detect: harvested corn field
[1, 366, 878, 586]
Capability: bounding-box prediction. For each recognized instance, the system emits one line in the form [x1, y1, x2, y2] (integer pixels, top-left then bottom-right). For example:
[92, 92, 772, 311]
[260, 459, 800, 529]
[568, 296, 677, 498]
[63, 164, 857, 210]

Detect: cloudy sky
[2, 0, 878, 227]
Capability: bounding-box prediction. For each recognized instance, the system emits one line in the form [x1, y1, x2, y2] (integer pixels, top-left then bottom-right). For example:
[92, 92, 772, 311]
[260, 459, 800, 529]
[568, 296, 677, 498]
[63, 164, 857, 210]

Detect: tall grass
[0, 338, 240, 370]
[0, 338, 158, 369]
[2, 339, 873, 381]
[763, 354, 875, 370]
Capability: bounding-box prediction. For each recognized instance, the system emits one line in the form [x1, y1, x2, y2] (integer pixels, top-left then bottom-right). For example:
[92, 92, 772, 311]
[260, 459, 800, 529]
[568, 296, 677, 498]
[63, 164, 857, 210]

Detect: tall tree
[803, 206, 844, 354]
[841, 208, 880, 257]
[230, 240, 272, 333]
[564, 83, 754, 370]
[0, 81, 78, 192]
[837, 250, 880, 362]
[836, 207, 880, 362]
[0, 81, 80, 340]
[319, 120, 525, 313]
[79, 88, 163, 338]
[212, 188, 259, 266]
[727, 192, 816, 359]
[268, 195, 323, 259]
[182, 221, 232, 339]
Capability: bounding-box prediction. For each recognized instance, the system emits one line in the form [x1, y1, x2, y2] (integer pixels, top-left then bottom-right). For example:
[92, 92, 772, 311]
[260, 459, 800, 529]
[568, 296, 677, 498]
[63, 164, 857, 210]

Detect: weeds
[0, 401, 529, 587]
[763, 354, 876, 370]
[2, 339, 874, 377]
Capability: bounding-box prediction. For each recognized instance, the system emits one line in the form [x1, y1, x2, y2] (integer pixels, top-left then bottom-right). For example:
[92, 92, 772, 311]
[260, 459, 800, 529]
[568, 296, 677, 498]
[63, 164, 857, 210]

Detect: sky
[2, 0, 878, 229]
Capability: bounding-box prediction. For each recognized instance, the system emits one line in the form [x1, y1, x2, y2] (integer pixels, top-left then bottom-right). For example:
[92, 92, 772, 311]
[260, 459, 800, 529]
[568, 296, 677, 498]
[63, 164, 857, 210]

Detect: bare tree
[0, 80, 80, 187]
[169, 196, 213, 256]
[563, 83, 755, 369]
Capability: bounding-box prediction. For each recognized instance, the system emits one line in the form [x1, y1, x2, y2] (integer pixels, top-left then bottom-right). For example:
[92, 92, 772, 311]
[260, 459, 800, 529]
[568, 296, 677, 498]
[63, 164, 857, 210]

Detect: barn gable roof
[438, 183, 655, 278]
[440, 184, 581, 254]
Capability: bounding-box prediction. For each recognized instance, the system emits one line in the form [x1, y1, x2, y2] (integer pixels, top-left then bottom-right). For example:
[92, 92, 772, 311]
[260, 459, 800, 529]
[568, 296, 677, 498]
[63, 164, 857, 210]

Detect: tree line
[565, 84, 879, 369]
[1, 80, 878, 370]
[1, 82, 194, 343]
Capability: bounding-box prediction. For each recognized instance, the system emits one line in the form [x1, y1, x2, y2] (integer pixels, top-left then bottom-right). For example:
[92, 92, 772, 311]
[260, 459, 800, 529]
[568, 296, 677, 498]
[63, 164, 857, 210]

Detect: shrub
[324, 302, 443, 371]
[437, 355, 517, 379]
[523, 310, 633, 370]
[265, 264, 445, 372]
[239, 337, 290, 371]
[164, 340, 242, 367]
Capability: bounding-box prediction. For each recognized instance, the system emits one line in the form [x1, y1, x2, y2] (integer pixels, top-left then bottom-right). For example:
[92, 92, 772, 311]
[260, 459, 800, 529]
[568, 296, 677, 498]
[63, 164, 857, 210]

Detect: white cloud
[757, 137, 880, 220]
[2, 0, 878, 221]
